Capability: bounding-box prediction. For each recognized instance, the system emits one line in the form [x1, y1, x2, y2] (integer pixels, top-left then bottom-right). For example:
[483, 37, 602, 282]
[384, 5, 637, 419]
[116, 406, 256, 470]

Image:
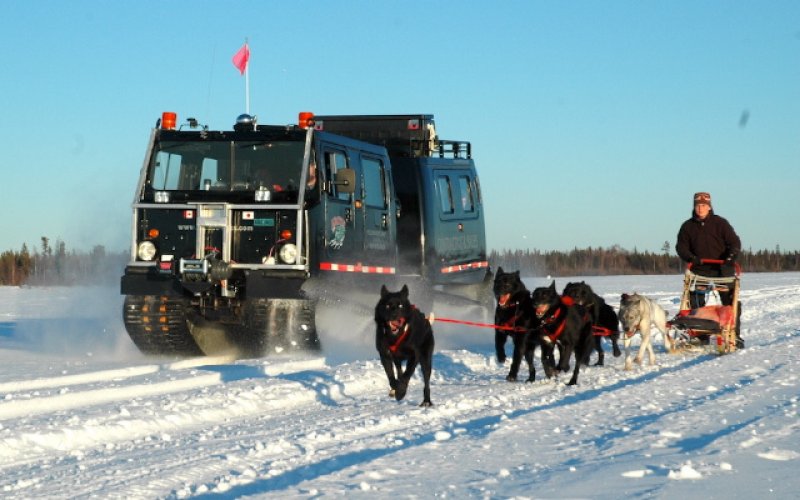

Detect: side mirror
[334, 168, 356, 194]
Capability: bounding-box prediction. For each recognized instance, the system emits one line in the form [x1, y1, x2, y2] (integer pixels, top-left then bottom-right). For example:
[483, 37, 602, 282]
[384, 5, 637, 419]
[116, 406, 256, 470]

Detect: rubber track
[123, 296, 204, 356]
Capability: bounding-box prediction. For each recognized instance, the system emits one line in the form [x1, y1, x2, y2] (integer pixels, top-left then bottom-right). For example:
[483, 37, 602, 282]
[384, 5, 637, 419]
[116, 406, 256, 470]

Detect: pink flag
[232, 43, 250, 75]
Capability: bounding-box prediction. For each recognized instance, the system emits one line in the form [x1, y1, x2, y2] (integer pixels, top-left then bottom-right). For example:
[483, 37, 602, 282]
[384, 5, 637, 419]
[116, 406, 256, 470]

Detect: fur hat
[693, 192, 711, 207]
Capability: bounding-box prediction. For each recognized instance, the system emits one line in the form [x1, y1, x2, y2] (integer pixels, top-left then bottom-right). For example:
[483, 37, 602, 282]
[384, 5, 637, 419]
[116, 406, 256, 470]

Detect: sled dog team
[375, 268, 673, 407]
[375, 191, 741, 405]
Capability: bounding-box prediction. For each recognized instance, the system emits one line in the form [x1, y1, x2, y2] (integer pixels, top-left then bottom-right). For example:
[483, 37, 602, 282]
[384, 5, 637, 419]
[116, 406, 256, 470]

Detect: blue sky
[1, 1, 798, 255]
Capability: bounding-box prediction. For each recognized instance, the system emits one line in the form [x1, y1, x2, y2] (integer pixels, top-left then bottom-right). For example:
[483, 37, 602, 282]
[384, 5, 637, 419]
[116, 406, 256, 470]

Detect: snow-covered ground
[0, 273, 798, 499]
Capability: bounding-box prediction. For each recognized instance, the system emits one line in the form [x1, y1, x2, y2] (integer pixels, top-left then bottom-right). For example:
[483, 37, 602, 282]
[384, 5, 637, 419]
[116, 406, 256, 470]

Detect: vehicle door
[431, 168, 485, 279]
[360, 153, 397, 268]
[319, 144, 363, 268]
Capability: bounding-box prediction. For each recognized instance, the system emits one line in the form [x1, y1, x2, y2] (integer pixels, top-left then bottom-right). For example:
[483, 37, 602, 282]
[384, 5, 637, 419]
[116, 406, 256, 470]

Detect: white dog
[618, 293, 674, 370]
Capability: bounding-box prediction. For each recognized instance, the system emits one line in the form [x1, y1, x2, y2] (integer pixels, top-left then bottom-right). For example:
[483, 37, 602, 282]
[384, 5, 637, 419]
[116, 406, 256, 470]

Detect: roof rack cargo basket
[313, 114, 470, 159]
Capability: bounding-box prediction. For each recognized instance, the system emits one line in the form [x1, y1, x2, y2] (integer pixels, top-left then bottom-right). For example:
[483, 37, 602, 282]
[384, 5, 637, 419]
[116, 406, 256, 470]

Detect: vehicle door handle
[381, 213, 388, 229]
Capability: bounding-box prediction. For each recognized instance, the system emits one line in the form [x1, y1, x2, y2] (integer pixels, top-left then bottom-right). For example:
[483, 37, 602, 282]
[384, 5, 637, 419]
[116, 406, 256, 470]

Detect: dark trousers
[690, 290, 732, 308]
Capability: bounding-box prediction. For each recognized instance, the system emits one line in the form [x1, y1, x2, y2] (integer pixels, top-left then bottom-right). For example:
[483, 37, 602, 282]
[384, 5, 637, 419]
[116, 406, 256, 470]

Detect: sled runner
[667, 259, 741, 354]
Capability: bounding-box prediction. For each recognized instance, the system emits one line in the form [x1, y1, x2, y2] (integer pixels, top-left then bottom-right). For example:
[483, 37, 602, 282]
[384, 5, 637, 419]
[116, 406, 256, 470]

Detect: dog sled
[667, 259, 741, 354]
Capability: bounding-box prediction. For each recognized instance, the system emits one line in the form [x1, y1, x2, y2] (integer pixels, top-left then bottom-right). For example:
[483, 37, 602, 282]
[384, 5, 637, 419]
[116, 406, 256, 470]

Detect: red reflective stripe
[319, 262, 396, 274]
[440, 261, 489, 274]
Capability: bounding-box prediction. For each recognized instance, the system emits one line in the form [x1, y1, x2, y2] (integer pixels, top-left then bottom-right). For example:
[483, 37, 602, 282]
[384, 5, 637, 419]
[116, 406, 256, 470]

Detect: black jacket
[676, 209, 741, 276]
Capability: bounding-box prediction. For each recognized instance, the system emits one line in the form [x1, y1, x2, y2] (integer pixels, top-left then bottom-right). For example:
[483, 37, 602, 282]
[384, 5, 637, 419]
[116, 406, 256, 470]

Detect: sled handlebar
[687, 259, 742, 276]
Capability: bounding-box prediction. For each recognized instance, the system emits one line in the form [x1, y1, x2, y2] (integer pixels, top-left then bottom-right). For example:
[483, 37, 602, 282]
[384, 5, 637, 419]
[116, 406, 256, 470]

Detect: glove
[691, 256, 702, 267]
[722, 254, 736, 276]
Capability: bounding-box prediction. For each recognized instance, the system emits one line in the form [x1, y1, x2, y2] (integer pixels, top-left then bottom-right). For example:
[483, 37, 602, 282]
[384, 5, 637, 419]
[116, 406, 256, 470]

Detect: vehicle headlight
[278, 243, 298, 264]
[137, 241, 157, 261]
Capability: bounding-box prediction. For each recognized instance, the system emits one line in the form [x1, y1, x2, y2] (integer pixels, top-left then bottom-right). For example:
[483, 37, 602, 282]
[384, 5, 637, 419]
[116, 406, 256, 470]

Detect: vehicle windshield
[147, 139, 306, 201]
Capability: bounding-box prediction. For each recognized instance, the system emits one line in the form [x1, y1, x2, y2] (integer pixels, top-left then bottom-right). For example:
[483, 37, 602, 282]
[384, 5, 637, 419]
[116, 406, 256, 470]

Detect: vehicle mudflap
[239, 298, 321, 356]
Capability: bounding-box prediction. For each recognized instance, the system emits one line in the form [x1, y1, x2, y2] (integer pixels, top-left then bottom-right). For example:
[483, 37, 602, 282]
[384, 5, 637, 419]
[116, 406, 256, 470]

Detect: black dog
[562, 281, 622, 366]
[374, 284, 434, 407]
[493, 267, 538, 382]
[530, 281, 594, 385]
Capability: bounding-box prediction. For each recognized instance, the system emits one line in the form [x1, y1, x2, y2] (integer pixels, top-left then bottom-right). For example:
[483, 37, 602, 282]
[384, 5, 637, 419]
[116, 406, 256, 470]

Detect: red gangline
[434, 317, 526, 332]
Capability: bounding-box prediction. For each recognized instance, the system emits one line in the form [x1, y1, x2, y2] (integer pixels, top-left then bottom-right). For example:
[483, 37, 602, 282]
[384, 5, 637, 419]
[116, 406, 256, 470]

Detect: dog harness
[541, 308, 566, 344]
[540, 296, 576, 344]
[502, 311, 525, 333]
[499, 300, 528, 334]
[541, 310, 566, 344]
[388, 323, 410, 353]
[387, 305, 417, 353]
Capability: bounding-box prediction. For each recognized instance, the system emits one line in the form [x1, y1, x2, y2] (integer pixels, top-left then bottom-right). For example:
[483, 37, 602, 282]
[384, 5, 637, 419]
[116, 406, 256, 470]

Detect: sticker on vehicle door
[329, 216, 346, 249]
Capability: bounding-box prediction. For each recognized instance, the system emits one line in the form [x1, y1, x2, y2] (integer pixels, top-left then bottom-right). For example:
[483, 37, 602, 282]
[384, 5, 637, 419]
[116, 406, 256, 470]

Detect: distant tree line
[0, 237, 128, 286]
[2, 239, 799, 286]
[489, 242, 800, 277]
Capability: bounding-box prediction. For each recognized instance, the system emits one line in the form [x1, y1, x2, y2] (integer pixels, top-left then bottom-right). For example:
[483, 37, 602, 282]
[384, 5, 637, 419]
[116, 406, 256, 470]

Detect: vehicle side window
[437, 176, 454, 214]
[324, 149, 350, 202]
[362, 156, 386, 208]
[458, 175, 474, 212]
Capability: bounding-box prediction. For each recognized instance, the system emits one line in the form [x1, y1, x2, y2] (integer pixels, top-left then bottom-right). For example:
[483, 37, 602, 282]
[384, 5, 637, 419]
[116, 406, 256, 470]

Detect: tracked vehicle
[120, 111, 490, 356]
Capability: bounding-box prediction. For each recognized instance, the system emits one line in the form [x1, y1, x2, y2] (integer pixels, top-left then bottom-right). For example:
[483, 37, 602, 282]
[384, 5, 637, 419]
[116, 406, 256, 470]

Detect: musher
[676, 191, 744, 348]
